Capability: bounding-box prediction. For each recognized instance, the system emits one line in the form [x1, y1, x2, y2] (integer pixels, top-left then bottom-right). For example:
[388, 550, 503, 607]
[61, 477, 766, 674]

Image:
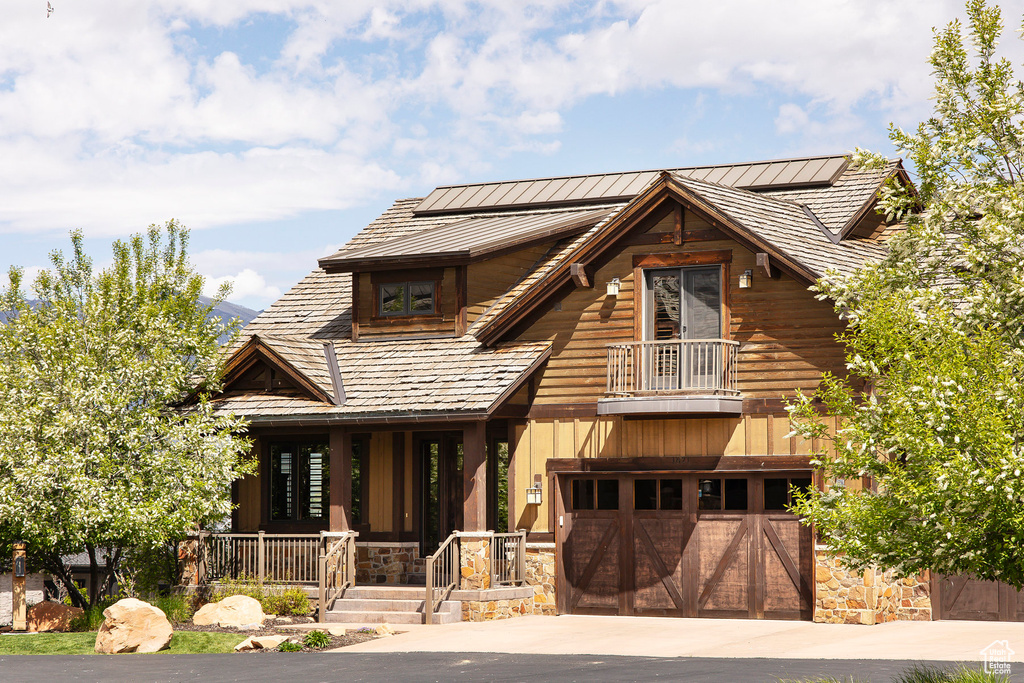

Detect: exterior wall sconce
[738, 269, 753, 289]
[526, 474, 543, 505]
[606, 277, 621, 298]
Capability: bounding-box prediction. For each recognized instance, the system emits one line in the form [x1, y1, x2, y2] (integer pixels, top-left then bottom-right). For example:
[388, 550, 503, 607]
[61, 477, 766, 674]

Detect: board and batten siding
[510, 414, 839, 534]
[514, 206, 847, 404]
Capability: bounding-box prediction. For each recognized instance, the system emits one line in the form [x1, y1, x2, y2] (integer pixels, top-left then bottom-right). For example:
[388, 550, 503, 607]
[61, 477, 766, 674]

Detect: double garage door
[557, 472, 813, 620]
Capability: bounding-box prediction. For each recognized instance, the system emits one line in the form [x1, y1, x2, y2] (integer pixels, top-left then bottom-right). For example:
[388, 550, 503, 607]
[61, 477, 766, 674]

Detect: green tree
[790, 0, 1024, 587]
[0, 223, 253, 608]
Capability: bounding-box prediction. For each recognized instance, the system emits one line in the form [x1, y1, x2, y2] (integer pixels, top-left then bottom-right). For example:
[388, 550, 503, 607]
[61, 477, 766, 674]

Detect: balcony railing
[606, 339, 740, 397]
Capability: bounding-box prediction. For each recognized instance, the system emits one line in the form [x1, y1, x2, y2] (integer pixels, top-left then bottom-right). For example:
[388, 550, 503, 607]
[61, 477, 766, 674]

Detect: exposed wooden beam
[570, 262, 593, 289]
[756, 252, 781, 279]
[673, 204, 683, 245]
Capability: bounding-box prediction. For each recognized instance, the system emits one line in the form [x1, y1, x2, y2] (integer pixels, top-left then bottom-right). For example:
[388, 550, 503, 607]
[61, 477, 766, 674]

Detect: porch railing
[424, 532, 460, 625]
[490, 531, 527, 587]
[606, 339, 740, 396]
[318, 531, 358, 622]
[196, 531, 323, 584]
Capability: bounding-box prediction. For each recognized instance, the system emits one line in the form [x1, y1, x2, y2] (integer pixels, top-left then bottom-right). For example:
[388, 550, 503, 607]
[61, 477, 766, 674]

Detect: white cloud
[0, 0, 1002, 247]
[202, 268, 281, 303]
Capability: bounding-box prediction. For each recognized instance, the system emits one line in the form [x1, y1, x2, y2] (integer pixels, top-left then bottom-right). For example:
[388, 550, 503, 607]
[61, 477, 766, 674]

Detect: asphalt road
[0, 653, 1000, 683]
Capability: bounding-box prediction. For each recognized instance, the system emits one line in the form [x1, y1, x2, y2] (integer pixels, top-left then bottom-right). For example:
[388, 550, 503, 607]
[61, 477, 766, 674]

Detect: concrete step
[324, 601, 461, 625]
[331, 598, 429, 613]
[343, 586, 428, 600]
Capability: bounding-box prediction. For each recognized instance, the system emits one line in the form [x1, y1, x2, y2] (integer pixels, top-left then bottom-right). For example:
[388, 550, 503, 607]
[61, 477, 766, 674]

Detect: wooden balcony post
[462, 421, 488, 531]
[329, 427, 351, 531]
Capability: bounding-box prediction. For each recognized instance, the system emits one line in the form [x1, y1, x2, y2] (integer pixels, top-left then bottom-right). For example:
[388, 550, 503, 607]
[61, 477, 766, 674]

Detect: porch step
[323, 603, 460, 625]
[324, 585, 461, 625]
[343, 586, 427, 600]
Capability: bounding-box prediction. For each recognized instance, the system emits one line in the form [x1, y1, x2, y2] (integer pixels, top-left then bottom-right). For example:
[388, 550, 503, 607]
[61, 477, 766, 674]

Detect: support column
[463, 421, 488, 531]
[329, 427, 351, 531]
[12, 542, 26, 631]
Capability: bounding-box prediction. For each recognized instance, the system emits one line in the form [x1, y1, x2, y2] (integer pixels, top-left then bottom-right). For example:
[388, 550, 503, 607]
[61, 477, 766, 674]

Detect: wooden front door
[559, 472, 813, 620]
[935, 575, 1024, 621]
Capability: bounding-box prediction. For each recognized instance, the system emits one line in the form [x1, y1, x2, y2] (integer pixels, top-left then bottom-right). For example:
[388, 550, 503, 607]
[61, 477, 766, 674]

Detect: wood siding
[515, 203, 847, 403]
[511, 414, 836, 534]
[467, 242, 554, 324]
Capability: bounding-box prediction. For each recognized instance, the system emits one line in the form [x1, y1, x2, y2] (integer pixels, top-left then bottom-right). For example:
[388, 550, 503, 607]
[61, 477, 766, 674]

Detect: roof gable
[473, 171, 889, 346]
[221, 334, 338, 405]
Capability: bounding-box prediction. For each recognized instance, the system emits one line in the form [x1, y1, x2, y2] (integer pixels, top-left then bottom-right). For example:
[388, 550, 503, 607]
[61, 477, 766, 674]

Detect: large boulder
[193, 594, 265, 629]
[94, 598, 173, 654]
[27, 602, 84, 633]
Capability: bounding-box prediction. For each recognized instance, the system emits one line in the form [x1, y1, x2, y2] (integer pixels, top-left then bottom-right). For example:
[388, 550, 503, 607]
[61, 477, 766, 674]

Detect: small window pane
[764, 478, 789, 510]
[380, 283, 405, 315]
[572, 479, 594, 510]
[634, 479, 657, 510]
[724, 478, 748, 510]
[409, 282, 434, 313]
[597, 480, 619, 510]
[660, 479, 683, 510]
[698, 478, 721, 510]
[271, 447, 294, 521]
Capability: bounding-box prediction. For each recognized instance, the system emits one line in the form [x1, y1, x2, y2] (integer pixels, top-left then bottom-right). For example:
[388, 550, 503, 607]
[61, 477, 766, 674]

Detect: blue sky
[0, 1, 1000, 310]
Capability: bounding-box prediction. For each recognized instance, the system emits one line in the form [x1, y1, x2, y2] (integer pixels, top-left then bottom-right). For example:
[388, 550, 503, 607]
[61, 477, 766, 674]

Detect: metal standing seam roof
[318, 207, 613, 271]
[414, 156, 849, 215]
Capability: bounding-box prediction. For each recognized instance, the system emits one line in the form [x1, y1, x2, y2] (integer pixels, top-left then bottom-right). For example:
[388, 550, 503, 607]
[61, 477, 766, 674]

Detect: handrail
[318, 530, 358, 622]
[192, 531, 328, 585]
[424, 532, 460, 625]
[490, 531, 527, 587]
[606, 338, 740, 396]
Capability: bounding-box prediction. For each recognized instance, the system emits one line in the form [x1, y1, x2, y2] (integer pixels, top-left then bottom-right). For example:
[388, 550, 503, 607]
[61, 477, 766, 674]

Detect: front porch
[182, 528, 545, 624]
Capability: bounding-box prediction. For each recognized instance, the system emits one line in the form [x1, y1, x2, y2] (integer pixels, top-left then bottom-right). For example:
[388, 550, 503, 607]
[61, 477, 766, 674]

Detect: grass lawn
[0, 631, 243, 655]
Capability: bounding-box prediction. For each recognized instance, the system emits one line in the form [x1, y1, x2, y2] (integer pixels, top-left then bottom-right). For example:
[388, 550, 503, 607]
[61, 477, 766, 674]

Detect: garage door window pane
[597, 480, 619, 510]
[660, 479, 683, 510]
[791, 478, 812, 499]
[634, 479, 657, 510]
[698, 478, 721, 510]
[764, 478, 789, 510]
[724, 478, 748, 510]
[572, 479, 594, 510]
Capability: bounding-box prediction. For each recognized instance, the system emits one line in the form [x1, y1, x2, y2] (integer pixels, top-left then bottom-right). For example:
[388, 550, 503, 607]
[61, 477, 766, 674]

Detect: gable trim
[475, 173, 821, 347]
[221, 335, 335, 404]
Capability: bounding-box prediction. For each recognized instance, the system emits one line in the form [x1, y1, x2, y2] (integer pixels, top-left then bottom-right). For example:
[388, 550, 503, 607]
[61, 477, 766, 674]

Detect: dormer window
[377, 280, 436, 317]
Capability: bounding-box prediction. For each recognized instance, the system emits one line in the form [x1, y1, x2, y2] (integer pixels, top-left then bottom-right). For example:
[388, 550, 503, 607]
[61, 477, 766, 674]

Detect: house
[205, 154, 945, 624]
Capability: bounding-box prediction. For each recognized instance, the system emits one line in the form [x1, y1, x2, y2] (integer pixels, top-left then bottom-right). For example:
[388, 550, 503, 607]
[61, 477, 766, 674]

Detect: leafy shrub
[69, 601, 112, 632]
[211, 578, 311, 616]
[155, 594, 195, 624]
[277, 641, 303, 652]
[262, 588, 311, 616]
[303, 630, 331, 649]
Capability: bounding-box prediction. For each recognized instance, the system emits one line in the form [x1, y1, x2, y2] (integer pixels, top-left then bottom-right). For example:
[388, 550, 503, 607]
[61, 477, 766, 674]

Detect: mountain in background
[1, 297, 261, 343]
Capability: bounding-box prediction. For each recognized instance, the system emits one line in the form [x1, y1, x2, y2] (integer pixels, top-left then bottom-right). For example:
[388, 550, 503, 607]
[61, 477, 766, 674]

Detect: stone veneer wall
[356, 542, 423, 584]
[814, 550, 932, 624]
[459, 536, 491, 590]
[525, 543, 556, 616]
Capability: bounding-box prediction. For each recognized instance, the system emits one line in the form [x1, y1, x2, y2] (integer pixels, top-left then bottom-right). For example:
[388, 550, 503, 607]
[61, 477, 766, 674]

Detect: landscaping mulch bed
[173, 616, 383, 652]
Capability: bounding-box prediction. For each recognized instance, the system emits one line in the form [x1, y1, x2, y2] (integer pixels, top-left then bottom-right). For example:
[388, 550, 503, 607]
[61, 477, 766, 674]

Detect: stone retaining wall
[356, 542, 421, 584]
[459, 536, 491, 590]
[454, 587, 535, 621]
[525, 543, 556, 616]
[813, 550, 931, 624]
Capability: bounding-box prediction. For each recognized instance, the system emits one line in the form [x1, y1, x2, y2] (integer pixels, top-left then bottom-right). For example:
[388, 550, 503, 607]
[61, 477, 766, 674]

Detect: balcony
[599, 339, 742, 416]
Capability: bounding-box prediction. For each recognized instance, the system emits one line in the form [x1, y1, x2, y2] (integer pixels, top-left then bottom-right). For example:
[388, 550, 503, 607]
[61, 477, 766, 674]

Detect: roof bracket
[570, 262, 594, 289]
[323, 342, 347, 406]
[756, 253, 781, 279]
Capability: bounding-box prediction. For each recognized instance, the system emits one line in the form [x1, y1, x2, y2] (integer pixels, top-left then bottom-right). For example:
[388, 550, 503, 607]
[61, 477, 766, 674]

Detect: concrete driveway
[340, 615, 1024, 662]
